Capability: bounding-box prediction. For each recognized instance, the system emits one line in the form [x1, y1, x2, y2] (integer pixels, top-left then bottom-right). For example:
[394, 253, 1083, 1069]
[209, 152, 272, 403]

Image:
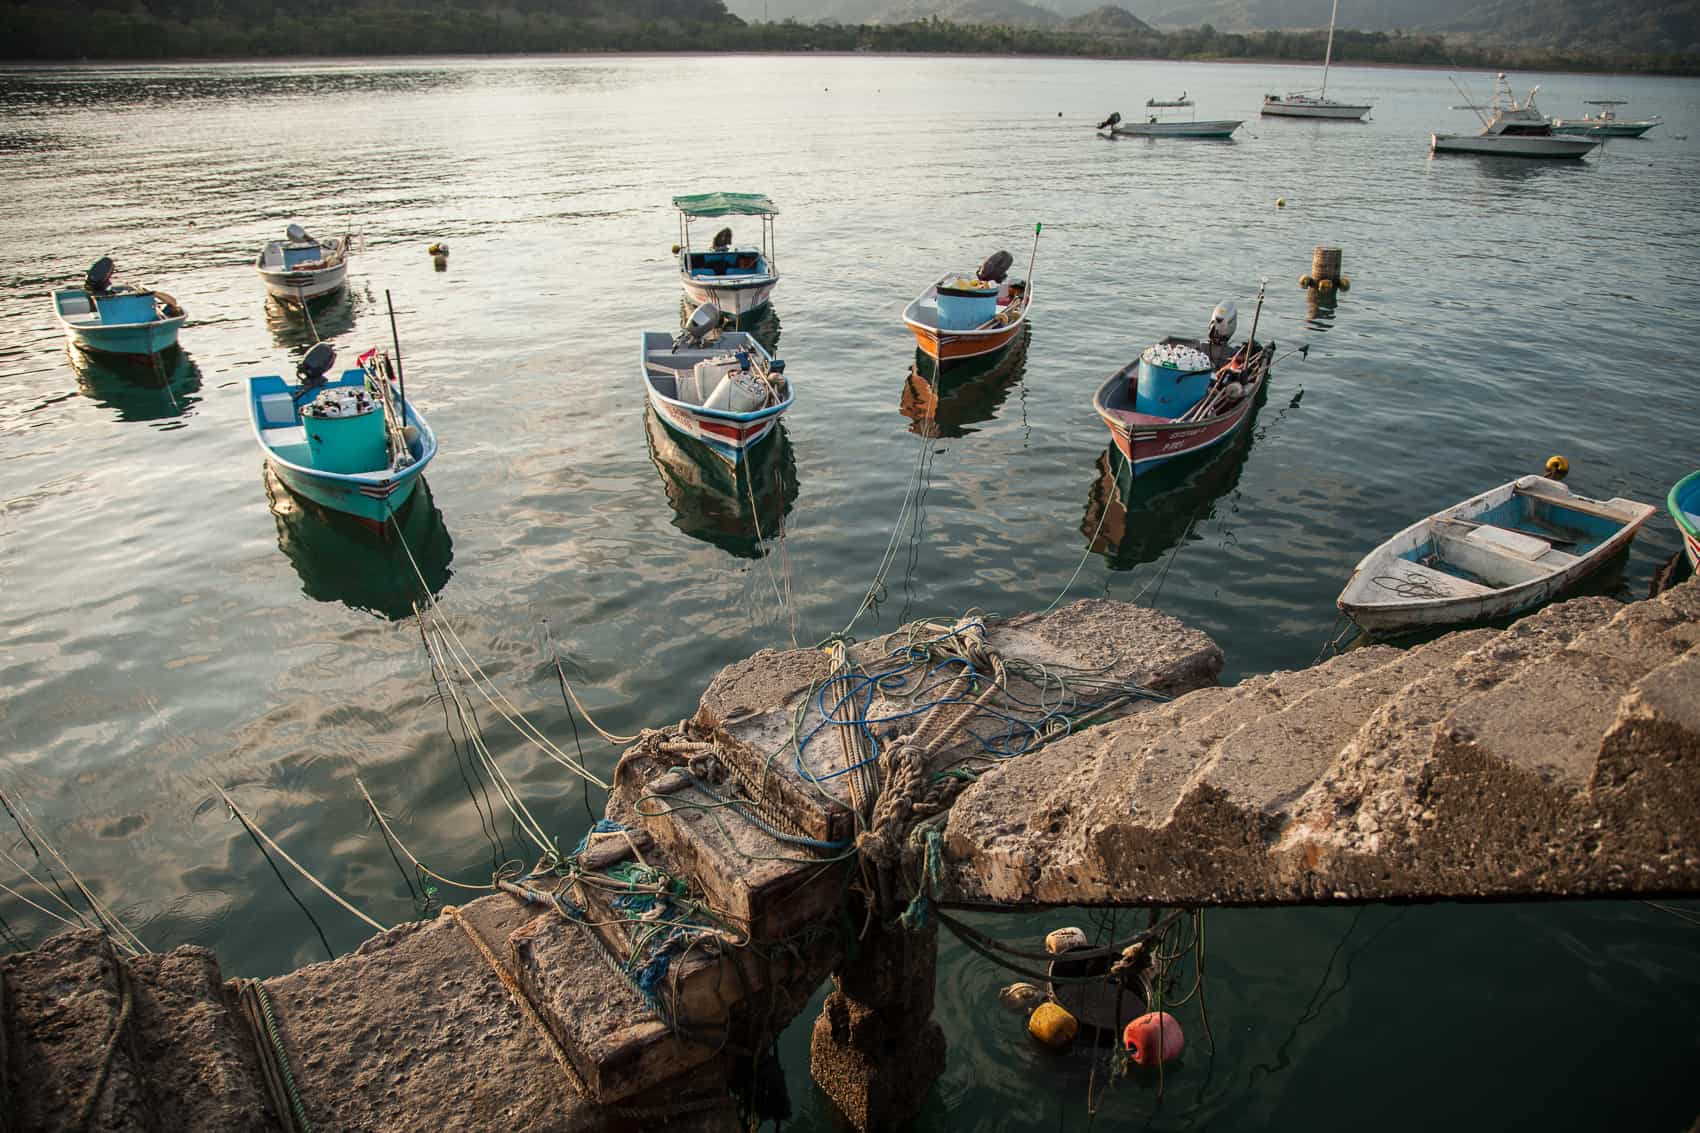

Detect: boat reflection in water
[265, 467, 453, 620]
[643, 406, 798, 560]
[68, 344, 202, 424]
[266, 285, 359, 351]
[899, 330, 1030, 438]
[679, 295, 781, 354]
[1080, 417, 1259, 572]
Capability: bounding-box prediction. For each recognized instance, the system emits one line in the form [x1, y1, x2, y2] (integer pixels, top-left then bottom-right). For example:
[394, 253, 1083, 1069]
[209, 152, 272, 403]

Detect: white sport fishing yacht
[1431, 74, 1600, 158]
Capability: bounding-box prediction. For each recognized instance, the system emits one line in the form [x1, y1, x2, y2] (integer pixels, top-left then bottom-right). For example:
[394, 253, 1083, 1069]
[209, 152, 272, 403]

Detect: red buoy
[1122, 1011, 1185, 1067]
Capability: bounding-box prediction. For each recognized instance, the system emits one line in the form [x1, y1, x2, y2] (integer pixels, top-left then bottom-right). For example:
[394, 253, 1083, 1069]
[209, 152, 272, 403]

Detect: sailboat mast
[1321, 0, 1338, 99]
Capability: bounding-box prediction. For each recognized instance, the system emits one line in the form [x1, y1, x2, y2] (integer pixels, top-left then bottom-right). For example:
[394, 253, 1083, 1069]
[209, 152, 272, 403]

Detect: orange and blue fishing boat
[1670, 470, 1700, 573]
[903, 228, 1037, 369]
[1091, 284, 1275, 469]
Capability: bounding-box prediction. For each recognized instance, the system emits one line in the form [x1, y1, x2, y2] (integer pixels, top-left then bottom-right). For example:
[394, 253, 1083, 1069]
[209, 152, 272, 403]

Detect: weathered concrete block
[507, 915, 719, 1105]
[809, 992, 945, 1133]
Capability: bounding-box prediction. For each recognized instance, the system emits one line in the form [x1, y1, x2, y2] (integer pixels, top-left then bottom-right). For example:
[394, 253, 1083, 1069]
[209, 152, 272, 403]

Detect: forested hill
[1, 0, 1694, 68]
[0, 0, 741, 58]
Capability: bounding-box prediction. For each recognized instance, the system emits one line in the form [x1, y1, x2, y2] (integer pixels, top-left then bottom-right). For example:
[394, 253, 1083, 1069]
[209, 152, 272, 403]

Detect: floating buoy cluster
[428, 242, 449, 272]
[1300, 245, 1350, 292]
[1002, 922, 1187, 1067]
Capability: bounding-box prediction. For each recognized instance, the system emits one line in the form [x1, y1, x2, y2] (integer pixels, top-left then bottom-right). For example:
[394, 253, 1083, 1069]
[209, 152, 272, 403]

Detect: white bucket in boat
[693, 354, 768, 413]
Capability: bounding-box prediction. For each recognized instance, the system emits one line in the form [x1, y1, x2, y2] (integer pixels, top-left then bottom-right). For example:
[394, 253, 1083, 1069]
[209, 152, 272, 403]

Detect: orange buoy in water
[1122, 1011, 1184, 1067]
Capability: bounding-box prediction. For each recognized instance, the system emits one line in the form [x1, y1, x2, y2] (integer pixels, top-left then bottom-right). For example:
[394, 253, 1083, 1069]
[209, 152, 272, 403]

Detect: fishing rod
[1448, 75, 1490, 128]
[385, 289, 408, 419]
[1024, 221, 1042, 306]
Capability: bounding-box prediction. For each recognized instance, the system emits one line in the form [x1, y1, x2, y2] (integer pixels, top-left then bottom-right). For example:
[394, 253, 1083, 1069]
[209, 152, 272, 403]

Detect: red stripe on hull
[1103, 401, 1251, 466]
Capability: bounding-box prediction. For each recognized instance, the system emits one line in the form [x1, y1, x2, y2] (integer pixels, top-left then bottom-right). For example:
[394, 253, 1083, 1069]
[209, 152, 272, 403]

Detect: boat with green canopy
[673, 192, 779, 321]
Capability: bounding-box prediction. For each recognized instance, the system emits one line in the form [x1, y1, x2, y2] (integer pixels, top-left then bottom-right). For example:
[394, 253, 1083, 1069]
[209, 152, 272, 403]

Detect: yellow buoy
[1317, 278, 1334, 292]
[671, 244, 682, 255]
[1028, 1002, 1078, 1049]
[427, 242, 448, 256]
[1276, 197, 1287, 208]
[1299, 275, 1315, 289]
[1545, 455, 1570, 480]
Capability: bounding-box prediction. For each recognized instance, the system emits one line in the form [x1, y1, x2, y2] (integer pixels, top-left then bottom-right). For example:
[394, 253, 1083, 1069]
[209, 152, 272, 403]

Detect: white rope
[1041, 446, 1131, 615]
[0, 787, 149, 954]
[212, 782, 388, 933]
[386, 510, 611, 790]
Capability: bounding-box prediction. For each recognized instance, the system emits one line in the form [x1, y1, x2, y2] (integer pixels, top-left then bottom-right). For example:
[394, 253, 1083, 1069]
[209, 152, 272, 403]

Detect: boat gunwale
[901, 276, 1031, 342]
[1669, 470, 1700, 540]
[1089, 340, 1274, 437]
[51, 287, 185, 335]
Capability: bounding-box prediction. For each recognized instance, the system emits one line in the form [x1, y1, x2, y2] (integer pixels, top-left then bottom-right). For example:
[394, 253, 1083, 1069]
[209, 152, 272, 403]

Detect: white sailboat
[1261, 0, 1372, 121]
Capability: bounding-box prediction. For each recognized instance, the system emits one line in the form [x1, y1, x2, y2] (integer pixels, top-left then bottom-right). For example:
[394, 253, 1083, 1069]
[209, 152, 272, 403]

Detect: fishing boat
[1552, 100, 1662, 138]
[1098, 100, 1240, 139]
[1091, 285, 1276, 470]
[1261, 0, 1372, 120]
[641, 302, 792, 466]
[903, 242, 1033, 368]
[1431, 75, 1599, 158]
[256, 224, 352, 304]
[246, 344, 436, 526]
[673, 193, 779, 321]
[51, 257, 185, 358]
[1338, 475, 1656, 634]
[1670, 471, 1700, 573]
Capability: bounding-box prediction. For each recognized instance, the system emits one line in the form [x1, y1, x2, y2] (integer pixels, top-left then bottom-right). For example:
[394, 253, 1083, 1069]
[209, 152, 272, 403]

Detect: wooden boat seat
[1464, 524, 1553, 560]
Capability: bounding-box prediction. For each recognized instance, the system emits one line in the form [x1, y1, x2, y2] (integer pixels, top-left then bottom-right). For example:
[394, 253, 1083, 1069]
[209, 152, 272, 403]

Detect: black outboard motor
[977, 250, 1013, 284]
[711, 227, 734, 251]
[1097, 111, 1122, 130]
[297, 342, 337, 386]
[85, 256, 116, 294]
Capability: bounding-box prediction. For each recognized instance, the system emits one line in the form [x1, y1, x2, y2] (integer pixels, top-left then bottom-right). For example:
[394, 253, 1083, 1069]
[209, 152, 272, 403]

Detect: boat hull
[1431, 133, 1598, 158]
[259, 261, 349, 303]
[64, 318, 184, 357]
[645, 385, 781, 464]
[1111, 120, 1241, 139]
[270, 461, 422, 525]
[681, 274, 777, 318]
[905, 319, 1025, 366]
[1261, 99, 1370, 120]
[1670, 471, 1700, 573]
[1552, 120, 1657, 138]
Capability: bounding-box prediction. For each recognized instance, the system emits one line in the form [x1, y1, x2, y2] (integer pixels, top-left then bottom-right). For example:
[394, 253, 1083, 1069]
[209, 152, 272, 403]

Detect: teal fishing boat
[246, 344, 436, 527]
[1671, 470, 1700, 573]
[51, 257, 184, 358]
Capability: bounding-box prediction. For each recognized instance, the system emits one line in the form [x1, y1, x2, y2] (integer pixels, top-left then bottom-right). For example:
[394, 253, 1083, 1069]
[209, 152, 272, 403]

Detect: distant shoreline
[3, 48, 1697, 79]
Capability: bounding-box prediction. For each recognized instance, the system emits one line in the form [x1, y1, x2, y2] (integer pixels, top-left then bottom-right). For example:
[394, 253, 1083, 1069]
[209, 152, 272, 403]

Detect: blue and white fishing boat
[51, 257, 185, 357]
[1669, 470, 1700, 574]
[641, 302, 791, 466]
[1338, 473, 1655, 635]
[247, 344, 436, 526]
[673, 193, 779, 321]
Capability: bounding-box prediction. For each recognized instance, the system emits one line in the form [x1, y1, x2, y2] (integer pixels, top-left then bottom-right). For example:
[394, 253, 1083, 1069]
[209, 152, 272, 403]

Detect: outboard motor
[1207, 301, 1238, 351]
[1097, 111, 1122, 130]
[977, 250, 1013, 284]
[286, 223, 311, 243]
[85, 256, 116, 294]
[711, 227, 734, 251]
[297, 342, 337, 386]
[674, 301, 722, 350]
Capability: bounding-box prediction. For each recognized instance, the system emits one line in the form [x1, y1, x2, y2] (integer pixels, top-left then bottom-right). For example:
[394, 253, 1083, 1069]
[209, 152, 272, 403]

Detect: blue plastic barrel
[936, 283, 998, 330]
[1134, 347, 1214, 416]
[305, 406, 387, 474]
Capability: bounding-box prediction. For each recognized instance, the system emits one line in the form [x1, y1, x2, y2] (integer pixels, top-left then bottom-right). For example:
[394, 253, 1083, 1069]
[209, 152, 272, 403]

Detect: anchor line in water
[739, 443, 801, 648]
[385, 510, 610, 791]
[211, 782, 388, 935]
[355, 776, 518, 897]
[417, 611, 514, 871]
[0, 785, 148, 955]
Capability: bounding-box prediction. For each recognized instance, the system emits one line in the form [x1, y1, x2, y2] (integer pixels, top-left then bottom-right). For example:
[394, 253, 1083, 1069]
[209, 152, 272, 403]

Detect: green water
[2, 56, 1697, 1130]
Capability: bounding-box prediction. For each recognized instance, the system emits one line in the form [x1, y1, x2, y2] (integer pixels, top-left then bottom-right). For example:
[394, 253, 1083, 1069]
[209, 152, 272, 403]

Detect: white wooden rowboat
[1338, 475, 1655, 635]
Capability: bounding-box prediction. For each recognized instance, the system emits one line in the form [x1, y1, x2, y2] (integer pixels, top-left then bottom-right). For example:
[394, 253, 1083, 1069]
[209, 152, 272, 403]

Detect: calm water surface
[2, 54, 1698, 1130]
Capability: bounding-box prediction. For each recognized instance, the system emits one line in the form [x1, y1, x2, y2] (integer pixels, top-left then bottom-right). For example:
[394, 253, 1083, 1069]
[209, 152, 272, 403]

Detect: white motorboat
[1338, 474, 1655, 635]
[256, 224, 351, 304]
[1431, 75, 1599, 158]
[1261, 0, 1372, 121]
[1099, 104, 1240, 139]
[1552, 100, 1662, 138]
[672, 192, 779, 322]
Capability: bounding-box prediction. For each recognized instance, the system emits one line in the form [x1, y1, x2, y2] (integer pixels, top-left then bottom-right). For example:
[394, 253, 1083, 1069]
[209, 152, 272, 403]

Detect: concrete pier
[3, 582, 1698, 1130]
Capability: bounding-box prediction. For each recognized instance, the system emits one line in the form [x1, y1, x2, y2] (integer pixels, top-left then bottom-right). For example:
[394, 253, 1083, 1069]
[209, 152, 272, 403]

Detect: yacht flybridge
[1261, 0, 1371, 121]
[1431, 75, 1600, 158]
